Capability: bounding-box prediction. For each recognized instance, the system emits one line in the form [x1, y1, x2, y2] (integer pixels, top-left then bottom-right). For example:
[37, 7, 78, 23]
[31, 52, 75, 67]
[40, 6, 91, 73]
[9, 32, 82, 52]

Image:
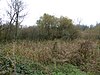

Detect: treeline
[0, 13, 100, 42]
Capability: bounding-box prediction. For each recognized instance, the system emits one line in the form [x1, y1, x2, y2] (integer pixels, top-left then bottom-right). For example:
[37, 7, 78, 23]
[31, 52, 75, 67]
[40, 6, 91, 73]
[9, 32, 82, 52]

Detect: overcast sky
[0, 0, 100, 26]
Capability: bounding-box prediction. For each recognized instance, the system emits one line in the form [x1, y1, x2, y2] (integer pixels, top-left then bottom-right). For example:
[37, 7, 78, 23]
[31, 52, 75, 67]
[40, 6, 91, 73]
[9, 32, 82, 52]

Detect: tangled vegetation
[0, 0, 100, 74]
[0, 39, 100, 75]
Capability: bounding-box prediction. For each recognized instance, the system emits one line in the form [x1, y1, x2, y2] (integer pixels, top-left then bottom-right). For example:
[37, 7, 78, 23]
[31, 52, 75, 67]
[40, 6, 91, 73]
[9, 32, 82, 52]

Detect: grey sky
[0, 0, 100, 26]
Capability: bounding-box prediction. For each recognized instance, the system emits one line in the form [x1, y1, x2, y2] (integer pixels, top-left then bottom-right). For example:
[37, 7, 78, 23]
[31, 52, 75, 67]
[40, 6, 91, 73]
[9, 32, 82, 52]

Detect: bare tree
[6, 0, 27, 40]
[77, 17, 82, 25]
[6, 0, 27, 74]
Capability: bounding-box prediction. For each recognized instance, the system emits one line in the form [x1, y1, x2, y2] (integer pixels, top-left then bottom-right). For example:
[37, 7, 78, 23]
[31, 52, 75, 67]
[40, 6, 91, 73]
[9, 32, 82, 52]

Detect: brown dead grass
[1, 39, 100, 73]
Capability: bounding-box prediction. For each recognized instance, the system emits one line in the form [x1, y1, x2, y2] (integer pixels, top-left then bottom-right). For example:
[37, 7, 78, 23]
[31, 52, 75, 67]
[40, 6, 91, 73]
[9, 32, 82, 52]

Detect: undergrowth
[0, 39, 100, 75]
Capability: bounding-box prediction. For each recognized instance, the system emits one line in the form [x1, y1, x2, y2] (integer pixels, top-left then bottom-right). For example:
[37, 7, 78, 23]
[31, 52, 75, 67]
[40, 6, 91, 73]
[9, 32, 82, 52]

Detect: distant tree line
[0, 0, 99, 42]
[0, 13, 100, 42]
[0, 13, 78, 41]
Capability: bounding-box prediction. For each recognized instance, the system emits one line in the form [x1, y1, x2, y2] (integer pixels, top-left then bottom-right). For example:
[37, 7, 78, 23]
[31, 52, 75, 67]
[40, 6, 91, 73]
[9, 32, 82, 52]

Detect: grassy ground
[0, 39, 100, 75]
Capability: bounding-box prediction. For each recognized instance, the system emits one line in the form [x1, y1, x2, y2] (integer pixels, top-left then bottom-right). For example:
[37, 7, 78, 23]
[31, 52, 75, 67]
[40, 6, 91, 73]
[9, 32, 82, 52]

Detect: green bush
[0, 56, 14, 75]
